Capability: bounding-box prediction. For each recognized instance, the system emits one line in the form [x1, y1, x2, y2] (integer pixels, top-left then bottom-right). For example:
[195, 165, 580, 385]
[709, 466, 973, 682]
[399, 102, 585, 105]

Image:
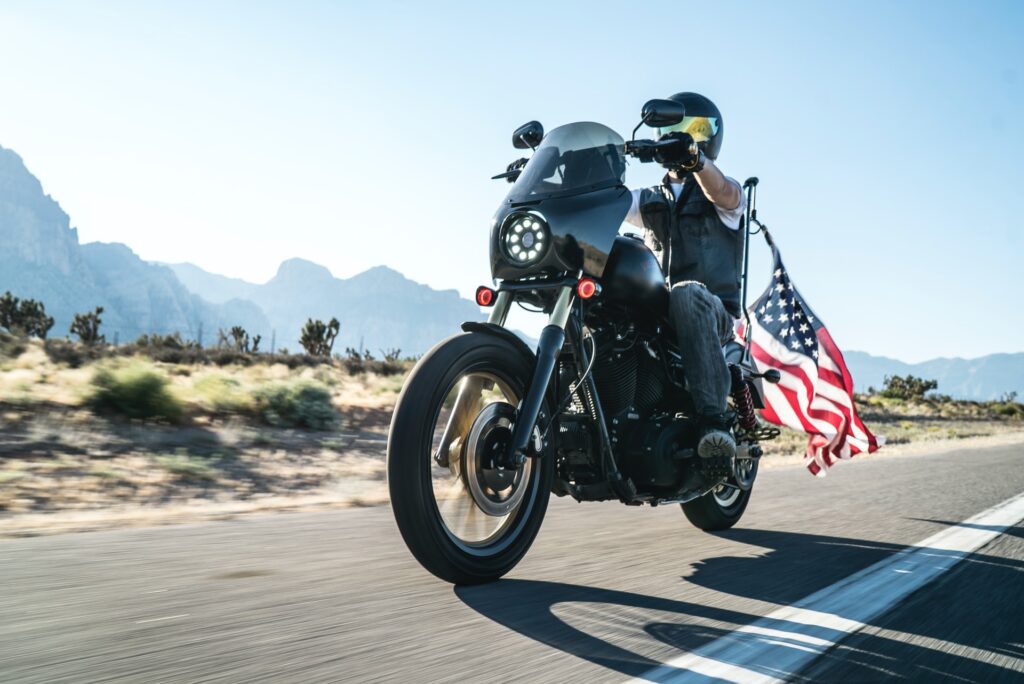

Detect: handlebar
[624, 138, 699, 163]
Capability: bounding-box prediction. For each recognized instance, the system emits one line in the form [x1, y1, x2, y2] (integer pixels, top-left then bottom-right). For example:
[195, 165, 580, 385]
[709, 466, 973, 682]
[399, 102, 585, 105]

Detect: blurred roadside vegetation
[2, 329, 1021, 432]
[0, 330, 414, 429]
[1, 326, 1022, 523]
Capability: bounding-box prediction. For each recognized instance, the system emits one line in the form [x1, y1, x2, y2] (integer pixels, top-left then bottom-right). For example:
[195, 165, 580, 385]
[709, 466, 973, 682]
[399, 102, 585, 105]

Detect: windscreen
[505, 122, 626, 203]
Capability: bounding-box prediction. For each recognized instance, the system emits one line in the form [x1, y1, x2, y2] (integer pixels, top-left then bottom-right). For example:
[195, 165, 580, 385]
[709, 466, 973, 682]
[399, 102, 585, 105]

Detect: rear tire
[387, 332, 552, 585]
[681, 482, 752, 531]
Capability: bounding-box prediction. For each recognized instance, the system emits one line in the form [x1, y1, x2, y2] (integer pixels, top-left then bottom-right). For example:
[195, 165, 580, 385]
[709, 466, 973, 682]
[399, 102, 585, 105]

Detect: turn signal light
[576, 277, 599, 299]
[476, 286, 496, 307]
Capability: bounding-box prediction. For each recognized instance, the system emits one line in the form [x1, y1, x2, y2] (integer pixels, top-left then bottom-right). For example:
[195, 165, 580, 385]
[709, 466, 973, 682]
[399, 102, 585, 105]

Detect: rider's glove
[655, 132, 705, 172]
[505, 157, 528, 183]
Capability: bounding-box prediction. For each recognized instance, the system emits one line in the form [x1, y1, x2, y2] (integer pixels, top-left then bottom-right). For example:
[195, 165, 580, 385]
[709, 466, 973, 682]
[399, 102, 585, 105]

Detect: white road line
[134, 614, 190, 624]
[629, 490, 1024, 684]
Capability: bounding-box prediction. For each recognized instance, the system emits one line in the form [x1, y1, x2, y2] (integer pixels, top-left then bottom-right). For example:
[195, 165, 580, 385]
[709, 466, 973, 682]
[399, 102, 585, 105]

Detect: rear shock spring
[730, 366, 759, 433]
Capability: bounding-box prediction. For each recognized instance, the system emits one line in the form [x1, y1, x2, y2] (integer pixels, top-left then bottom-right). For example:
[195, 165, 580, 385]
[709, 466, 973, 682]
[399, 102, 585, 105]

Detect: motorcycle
[387, 100, 781, 584]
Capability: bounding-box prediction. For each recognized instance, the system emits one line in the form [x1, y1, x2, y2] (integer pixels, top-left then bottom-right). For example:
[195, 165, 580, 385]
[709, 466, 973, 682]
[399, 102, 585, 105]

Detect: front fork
[508, 286, 573, 462]
[432, 287, 572, 467]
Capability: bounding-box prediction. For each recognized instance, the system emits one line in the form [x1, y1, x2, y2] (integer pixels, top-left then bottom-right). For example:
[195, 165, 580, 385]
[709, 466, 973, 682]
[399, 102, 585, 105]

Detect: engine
[589, 322, 695, 491]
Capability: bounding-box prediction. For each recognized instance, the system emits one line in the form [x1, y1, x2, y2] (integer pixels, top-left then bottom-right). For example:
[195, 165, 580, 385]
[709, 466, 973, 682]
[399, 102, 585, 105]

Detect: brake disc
[462, 402, 535, 516]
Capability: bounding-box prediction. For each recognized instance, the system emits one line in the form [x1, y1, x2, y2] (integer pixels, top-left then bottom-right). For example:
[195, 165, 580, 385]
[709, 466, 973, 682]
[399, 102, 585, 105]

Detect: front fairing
[490, 186, 631, 279]
[489, 122, 632, 280]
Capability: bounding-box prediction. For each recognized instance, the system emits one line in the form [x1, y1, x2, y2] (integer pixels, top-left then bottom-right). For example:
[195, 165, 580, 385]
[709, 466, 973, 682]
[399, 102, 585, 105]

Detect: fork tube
[508, 286, 573, 460]
[489, 290, 512, 326]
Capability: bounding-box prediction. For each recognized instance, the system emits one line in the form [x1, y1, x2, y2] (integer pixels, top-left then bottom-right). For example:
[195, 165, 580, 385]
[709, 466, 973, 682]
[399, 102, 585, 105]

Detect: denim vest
[638, 177, 744, 317]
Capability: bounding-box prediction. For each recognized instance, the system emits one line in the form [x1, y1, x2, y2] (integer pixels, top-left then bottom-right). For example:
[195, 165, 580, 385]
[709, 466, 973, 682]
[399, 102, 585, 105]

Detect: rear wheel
[387, 332, 552, 585]
[681, 457, 757, 531]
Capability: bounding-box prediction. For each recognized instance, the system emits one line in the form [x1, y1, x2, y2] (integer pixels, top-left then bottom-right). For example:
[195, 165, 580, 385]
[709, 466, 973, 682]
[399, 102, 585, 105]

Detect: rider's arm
[624, 189, 644, 227]
[693, 159, 742, 211]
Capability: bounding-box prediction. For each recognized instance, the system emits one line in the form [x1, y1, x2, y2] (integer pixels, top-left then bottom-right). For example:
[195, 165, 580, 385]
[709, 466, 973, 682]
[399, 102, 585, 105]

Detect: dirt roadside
[3, 417, 1021, 539]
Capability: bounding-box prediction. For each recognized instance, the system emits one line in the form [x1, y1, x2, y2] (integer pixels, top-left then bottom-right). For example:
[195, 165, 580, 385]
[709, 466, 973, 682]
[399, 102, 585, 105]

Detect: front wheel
[387, 332, 552, 585]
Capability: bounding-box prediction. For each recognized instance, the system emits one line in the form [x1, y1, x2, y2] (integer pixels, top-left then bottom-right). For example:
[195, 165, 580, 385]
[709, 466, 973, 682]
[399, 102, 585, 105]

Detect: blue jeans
[668, 281, 735, 416]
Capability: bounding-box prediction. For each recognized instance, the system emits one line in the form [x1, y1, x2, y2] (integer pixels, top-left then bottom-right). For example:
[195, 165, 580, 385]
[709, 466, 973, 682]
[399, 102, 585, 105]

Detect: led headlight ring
[501, 213, 549, 266]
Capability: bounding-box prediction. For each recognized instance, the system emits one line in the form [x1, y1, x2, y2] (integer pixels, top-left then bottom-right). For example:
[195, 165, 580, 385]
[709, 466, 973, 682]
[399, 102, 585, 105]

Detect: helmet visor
[657, 116, 719, 143]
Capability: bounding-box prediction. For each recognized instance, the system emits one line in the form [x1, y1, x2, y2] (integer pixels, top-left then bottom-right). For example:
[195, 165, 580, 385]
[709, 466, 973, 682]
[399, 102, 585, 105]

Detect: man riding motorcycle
[623, 92, 746, 470]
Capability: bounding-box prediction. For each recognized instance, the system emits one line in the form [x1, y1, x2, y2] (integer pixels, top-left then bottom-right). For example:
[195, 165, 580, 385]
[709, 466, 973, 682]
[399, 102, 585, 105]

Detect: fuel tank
[600, 235, 669, 316]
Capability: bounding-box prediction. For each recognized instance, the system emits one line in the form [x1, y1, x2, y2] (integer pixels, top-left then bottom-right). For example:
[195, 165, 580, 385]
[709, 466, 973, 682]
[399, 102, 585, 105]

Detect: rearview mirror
[640, 99, 685, 127]
[512, 121, 544, 149]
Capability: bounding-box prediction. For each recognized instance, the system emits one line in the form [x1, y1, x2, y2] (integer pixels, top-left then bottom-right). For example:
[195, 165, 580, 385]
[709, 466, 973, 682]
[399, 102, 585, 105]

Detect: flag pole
[741, 177, 759, 360]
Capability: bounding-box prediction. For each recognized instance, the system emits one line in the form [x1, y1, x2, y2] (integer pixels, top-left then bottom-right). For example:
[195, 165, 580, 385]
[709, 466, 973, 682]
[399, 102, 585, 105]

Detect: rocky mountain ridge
[0, 143, 482, 354]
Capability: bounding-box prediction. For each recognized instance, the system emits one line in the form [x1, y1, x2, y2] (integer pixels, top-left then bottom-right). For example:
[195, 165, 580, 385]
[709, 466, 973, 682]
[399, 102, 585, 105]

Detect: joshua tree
[300, 317, 340, 356]
[0, 291, 55, 338]
[70, 306, 105, 345]
[218, 326, 262, 353]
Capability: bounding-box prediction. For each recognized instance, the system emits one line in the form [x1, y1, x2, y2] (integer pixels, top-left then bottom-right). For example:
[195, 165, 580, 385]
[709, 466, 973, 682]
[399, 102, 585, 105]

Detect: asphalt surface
[2, 443, 1023, 683]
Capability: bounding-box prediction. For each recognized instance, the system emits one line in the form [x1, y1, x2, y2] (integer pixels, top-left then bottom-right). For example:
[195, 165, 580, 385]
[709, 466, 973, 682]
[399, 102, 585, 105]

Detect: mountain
[0, 142, 483, 355]
[844, 350, 1024, 401]
[165, 259, 485, 356]
[0, 144, 269, 343]
[163, 261, 258, 305]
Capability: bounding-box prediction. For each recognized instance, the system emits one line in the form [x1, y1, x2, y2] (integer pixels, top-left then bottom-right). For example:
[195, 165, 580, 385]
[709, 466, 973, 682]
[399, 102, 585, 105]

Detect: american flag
[743, 232, 882, 475]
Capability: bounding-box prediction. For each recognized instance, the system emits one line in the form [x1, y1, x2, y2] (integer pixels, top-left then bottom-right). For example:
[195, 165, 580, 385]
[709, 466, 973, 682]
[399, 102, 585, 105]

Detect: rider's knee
[670, 281, 713, 318]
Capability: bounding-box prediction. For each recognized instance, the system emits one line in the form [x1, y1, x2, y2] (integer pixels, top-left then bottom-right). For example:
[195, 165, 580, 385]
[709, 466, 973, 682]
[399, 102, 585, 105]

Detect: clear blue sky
[0, 1, 1020, 361]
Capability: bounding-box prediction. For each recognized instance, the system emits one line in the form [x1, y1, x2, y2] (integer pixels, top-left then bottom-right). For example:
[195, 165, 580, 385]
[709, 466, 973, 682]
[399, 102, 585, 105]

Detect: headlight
[501, 213, 549, 266]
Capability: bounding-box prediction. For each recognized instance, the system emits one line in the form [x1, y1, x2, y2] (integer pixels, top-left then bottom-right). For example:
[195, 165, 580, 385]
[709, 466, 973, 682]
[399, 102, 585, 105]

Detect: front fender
[461, 321, 536, 364]
[461, 321, 558, 409]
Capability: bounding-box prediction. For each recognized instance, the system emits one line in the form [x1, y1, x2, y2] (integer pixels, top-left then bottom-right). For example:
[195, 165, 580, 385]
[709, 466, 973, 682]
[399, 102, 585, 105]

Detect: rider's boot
[697, 412, 736, 479]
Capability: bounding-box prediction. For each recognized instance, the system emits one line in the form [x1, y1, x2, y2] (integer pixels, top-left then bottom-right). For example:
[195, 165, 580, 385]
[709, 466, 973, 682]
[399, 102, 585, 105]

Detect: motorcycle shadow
[456, 579, 747, 679]
[455, 525, 1024, 681]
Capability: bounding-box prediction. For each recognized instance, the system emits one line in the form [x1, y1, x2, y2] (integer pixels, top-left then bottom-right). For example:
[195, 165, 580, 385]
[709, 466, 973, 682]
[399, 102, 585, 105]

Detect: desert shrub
[134, 332, 197, 351]
[275, 352, 321, 369]
[157, 451, 217, 482]
[44, 338, 109, 367]
[87, 364, 183, 422]
[378, 348, 406, 376]
[0, 331, 26, 360]
[253, 380, 336, 429]
[208, 349, 253, 367]
[342, 346, 369, 374]
[993, 402, 1023, 419]
[300, 318, 340, 356]
[880, 375, 938, 401]
[341, 346, 409, 376]
[140, 346, 196, 364]
[192, 374, 255, 414]
[0, 291, 55, 338]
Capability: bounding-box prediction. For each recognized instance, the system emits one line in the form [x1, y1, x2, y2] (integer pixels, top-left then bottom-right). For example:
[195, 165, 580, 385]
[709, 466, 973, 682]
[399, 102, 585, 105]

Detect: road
[2, 442, 1023, 683]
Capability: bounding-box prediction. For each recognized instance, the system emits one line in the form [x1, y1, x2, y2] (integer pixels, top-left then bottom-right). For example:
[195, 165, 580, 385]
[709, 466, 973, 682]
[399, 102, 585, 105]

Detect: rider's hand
[505, 157, 528, 183]
[655, 132, 704, 172]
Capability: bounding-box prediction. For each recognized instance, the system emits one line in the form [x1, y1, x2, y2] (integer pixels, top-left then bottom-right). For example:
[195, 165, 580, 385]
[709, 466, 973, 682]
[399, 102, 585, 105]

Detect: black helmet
[655, 92, 724, 160]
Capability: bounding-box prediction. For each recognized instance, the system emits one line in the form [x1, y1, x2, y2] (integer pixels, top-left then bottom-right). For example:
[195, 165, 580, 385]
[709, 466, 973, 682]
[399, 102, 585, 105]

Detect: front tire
[387, 332, 552, 585]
